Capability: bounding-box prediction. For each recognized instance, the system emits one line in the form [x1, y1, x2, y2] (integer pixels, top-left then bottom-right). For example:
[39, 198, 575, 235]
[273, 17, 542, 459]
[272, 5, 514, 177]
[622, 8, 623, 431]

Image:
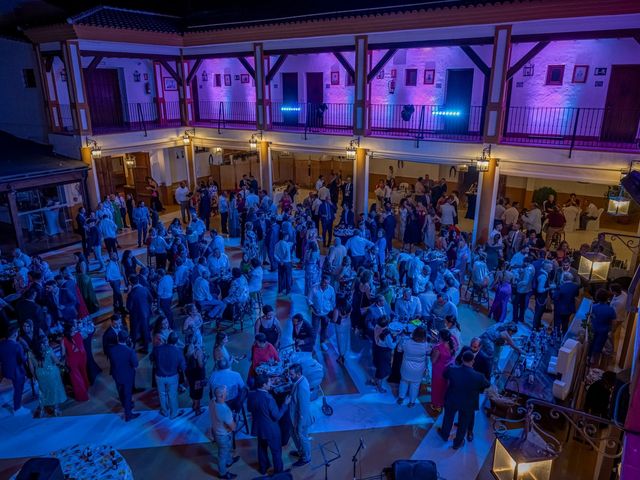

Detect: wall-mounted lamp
[249, 131, 263, 151]
[182, 128, 196, 145]
[458, 164, 469, 173]
[85, 137, 102, 159]
[125, 155, 136, 168]
[201, 71, 208, 82]
[345, 137, 360, 160]
[133, 70, 141, 82]
[214, 147, 223, 154]
[475, 144, 492, 172]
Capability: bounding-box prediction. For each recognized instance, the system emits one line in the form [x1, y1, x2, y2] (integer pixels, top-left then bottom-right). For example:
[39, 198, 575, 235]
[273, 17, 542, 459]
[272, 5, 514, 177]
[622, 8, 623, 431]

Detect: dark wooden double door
[601, 65, 640, 143]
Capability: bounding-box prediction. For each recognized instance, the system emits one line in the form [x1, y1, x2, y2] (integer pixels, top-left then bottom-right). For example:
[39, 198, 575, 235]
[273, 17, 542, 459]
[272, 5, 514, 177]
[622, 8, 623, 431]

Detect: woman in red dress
[248, 333, 279, 385]
[61, 322, 90, 402]
[429, 329, 456, 414]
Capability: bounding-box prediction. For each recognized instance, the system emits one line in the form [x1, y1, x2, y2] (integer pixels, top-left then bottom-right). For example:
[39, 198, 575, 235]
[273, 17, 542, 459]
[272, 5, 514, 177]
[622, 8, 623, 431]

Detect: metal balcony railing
[503, 106, 640, 151]
[89, 101, 181, 134]
[269, 102, 353, 135]
[194, 101, 256, 131]
[369, 104, 485, 142]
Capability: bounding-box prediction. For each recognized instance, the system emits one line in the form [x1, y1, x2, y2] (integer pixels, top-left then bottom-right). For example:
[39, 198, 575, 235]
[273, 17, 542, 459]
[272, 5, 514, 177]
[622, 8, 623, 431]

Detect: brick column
[472, 157, 500, 245]
[259, 140, 273, 197]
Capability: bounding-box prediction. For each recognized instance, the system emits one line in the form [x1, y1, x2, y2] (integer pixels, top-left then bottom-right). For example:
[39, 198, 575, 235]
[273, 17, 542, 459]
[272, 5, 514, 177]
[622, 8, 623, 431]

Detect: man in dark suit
[76, 206, 89, 256]
[292, 314, 314, 353]
[552, 271, 580, 335]
[455, 337, 491, 381]
[341, 176, 353, 207]
[438, 350, 490, 449]
[247, 374, 290, 475]
[126, 274, 153, 353]
[108, 330, 140, 422]
[339, 203, 355, 228]
[15, 288, 45, 330]
[319, 198, 336, 248]
[102, 314, 125, 357]
[0, 327, 28, 414]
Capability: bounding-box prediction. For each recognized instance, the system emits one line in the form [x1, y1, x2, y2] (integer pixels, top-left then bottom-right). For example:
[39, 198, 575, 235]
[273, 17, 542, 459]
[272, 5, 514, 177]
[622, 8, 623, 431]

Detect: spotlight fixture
[249, 131, 263, 151]
[85, 137, 102, 159]
[182, 128, 196, 145]
[458, 164, 469, 172]
[475, 144, 492, 172]
[345, 137, 360, 160]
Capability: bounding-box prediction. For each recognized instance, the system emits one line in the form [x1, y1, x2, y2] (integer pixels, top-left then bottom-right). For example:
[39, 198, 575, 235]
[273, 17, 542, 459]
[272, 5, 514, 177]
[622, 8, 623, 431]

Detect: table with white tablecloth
[11, 445, 133, 480]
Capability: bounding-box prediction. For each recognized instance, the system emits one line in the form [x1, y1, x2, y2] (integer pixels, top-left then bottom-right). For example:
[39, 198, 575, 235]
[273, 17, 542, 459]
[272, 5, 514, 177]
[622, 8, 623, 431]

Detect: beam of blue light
[432, 109, 461, 117]
[280, 106, 301, 112]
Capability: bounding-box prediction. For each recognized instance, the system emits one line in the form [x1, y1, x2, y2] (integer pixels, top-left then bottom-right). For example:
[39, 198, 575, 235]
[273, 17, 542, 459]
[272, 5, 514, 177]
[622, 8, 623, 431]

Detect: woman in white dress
[423, 208, 437, 249]
[397, 326, 430, 408]
[397, 199, 408, 243]
[332, 302, 352, 364]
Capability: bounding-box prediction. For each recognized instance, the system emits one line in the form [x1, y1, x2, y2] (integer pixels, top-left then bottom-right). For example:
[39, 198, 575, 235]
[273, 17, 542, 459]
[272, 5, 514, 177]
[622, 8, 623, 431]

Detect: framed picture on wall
[545, 65, 565, 85]
[163, 77, 177, 91]
[572, 65, 589, 83]
[224, 74, 231, 86]
[240, 74, 250, 84]
[424, 69, 435, 85]
[330, 71, 340, 85]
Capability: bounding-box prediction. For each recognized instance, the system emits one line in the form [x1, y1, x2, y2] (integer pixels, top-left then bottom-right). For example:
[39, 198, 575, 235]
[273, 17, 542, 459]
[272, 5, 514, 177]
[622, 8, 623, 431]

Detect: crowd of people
[0, 167, 629, 478]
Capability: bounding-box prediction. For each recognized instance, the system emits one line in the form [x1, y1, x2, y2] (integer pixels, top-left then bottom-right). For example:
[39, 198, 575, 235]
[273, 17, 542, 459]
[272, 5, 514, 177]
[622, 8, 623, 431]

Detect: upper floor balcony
[47, 38, 640, 152]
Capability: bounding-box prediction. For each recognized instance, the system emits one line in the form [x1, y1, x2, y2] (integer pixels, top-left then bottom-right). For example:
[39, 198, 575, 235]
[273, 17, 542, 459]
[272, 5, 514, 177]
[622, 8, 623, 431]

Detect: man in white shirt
[522, 204, 542, 234]
[193, 270, 225, 319]
[208, 358, 246, 411]
[440, 199, 456, 227]
[309, 276, 336, 351]
[345, 231, 374, 269]
[418, 283, 437, 317]
[208, 384, 239, 479]
[315, 175, 325, 192]
[331, 237, 347, 268]
[412, 265, 431, 295]
[99, 215, 118, 255]
[156, 269, 175, 327]
[502, 202, 520, 229]
[274, 233, 294, 295]
[208, 248, 230, 278]
[394, 288, 422, 322]
[245, 190, 260, 209]
[579, 201, 599, 230]
[210, 229, 225, 254]
[175, 182, 191, 224]
[494, 199, 506, 224]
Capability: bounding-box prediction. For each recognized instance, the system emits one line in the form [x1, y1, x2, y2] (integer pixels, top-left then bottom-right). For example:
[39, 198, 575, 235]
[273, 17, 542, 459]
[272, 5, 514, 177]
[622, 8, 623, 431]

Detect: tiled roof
[68, 6, 183, 34]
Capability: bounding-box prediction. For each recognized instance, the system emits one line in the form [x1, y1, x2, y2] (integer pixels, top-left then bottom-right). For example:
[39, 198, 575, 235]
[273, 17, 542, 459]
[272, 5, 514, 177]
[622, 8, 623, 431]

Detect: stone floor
[0, 205, 605, 479]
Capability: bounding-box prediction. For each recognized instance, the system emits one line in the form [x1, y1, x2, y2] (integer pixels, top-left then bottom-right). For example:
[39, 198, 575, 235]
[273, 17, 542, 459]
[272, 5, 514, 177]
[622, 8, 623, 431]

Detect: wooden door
[306, 72, 324, 128]
[191, 77, 201, 122]
[94, 156, 115, 201]
[131, 152, 152, 204]
[602, 65, 640, 143]
[84, 68, 123, 130]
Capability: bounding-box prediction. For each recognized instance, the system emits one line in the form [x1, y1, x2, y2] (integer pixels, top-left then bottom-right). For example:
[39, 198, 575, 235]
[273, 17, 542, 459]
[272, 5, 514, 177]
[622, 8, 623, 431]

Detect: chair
[562, 206, 580, 233]
[586, 208, 604, 231]
[249, 290, 263, 316]
[399, 182, 410, 191]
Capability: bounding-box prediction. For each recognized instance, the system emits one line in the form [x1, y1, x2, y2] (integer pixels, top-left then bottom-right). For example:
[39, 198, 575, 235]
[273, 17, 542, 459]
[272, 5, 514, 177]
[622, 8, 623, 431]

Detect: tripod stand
[352, 437, 366, 480]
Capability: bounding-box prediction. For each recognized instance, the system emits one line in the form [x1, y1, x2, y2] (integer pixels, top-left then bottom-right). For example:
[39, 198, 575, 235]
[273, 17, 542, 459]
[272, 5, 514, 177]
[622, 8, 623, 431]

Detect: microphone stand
[352, 437, 365, 480]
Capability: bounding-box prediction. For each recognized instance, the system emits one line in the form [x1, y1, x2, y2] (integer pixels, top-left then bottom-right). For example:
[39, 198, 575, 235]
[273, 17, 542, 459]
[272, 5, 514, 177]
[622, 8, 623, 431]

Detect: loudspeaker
[392, 459, 438, 480]
[621, 171, 640, 204]
[16, 458, 64, 480]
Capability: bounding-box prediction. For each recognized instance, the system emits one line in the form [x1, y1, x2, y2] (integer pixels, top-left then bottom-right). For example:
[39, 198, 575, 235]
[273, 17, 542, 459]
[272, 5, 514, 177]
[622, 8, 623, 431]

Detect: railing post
[569, 107, 581, 158]
[217, 101, 223, 134]
[137, 103, 147, 137]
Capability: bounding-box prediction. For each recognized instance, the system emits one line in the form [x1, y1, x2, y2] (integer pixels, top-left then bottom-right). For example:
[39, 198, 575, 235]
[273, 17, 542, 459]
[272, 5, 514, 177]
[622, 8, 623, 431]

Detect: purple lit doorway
[601, 65, 640, 143]
[191, 77, 201, 123]
[281, 72, 299, 126]
[443, 68, 474, 135]
[306, 72, 324, 129]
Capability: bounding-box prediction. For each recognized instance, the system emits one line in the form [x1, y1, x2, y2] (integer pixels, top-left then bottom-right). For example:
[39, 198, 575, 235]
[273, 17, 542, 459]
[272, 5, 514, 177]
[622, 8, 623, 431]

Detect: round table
[334, 227, 356, 244]
[12, 445, 132, 480]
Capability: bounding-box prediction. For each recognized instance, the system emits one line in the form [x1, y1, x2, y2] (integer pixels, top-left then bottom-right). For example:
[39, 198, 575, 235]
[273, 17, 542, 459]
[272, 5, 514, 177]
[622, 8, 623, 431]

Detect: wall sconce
[458, 164, 469, 173]
[345, 137, 360, 160]
[249, 131, 263, 151]
[133, 70, 141, 82]
[182, 128, 196, 145]
[125, 155, 136, 168]
[523, 64, 535, 77]
[201, 71, 208, 82]
[475, 144, 492, 172]
[214, 147, 223, 154]
[85, 137, 102, 159]
[60, 69, 67, 82]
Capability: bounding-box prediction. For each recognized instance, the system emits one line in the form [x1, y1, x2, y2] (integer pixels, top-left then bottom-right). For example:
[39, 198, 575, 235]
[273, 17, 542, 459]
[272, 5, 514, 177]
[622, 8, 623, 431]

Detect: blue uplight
[280, 106, 301, 112]
[432, 109, 461, 117]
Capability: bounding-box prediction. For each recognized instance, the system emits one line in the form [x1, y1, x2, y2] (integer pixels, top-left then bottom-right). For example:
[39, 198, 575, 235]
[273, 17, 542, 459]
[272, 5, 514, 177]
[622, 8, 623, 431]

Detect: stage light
[280, 106, 301, 112]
